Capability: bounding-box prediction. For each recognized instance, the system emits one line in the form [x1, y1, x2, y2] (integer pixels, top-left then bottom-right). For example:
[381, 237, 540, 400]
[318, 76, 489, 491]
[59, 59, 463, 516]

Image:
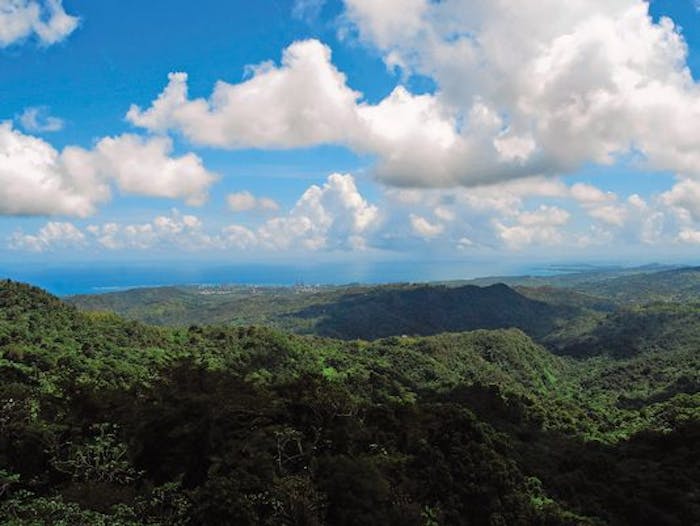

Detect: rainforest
[1, 266, 698, 525]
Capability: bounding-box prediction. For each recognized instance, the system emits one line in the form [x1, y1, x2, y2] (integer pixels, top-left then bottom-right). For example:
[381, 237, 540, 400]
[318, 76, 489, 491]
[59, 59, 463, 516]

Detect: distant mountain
[284, 283, 584, 340]
[442, 263, 681, 289]
[454, 264, 700, 304]
[572, 266, 700, 303]
[69, 282, 591, 341]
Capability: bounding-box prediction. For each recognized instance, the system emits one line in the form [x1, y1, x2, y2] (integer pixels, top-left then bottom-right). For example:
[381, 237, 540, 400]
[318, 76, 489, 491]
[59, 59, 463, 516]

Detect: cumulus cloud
[570, 183, 616, 205]
[0, 123, 217, 216]
[409, 214, 444, 238]
[9, 173, 698, 254]
[227, 191, 279, 213]
[10, 221, 84, 252]
[221, 224, 257, 250]
[342, 0, 700, 184]
[0, 122, 108, 216]
[457, 237, 475, 250]
[660, 178, 700, 223]
[130, 3, 700, 189]
[587, 205, 627, 227]
[11, 174, 381, 253]
[125, 41, 473, 187]
[494, 206, 571, 250]
[0, 0, 79, 47]
[18, 106, 64, 133]
[86, 210, 214, 250]
[257, 173, 379, 250]
[127, 41, 363, 149]
[72, 134, 217, 205]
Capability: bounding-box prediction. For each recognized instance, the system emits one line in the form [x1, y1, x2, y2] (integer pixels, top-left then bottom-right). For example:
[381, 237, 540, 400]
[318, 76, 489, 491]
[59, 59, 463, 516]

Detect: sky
[2, 0, 700, 270]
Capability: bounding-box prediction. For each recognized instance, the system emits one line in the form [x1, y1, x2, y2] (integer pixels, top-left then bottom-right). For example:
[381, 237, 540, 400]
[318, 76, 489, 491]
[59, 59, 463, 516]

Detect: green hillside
[69, 282, 593, 342]
[1, 280, 698, 524]
[548, 302, 700, 358]
[573, 266, 700, 304]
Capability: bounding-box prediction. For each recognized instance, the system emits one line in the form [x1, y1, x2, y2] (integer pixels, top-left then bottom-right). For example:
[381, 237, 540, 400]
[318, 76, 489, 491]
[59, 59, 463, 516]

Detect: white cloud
[587, 205, 627, 227]
[9, 172, 699, 254]
[86, 210, 214, 250]
[77, 134, 217, 206]
[409, 214, 443, 238]
[678, 229, 700, 244]
[570, 183, 616, 205]
[457, 236, 475, 249]
[380, 175, 687, 250]
[342, 0, 700, 184]
[434, 206, 455, 222]
[10, 221, 84, 252]
[127, 41, 363, 149]
[494, 205, 571, 250]
[0, 122, 108, 216]
[0, 123, 217, 216]
[341, 0, 428, 49]
[227, 191, 279, 213]
[18, 106, 64, 133]
[130, 3, 700, 189]
[258, 173, 379, 250]
[0, 0, 78, 47]
[85, 222, 122, 249]
[221, 224, 257, 250]
[516, 206, 570, 228]
[11, 174, 380, 253]
[660, 177, 700, 223]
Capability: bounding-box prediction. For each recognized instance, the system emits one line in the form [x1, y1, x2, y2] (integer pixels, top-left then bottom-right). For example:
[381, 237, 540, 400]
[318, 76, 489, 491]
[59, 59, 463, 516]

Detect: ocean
[0, 259, 557, 296]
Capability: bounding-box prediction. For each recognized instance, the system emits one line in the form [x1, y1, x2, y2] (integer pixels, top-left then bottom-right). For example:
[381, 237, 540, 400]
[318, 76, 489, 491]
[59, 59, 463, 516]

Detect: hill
[69, 282, 593, 342]
[68, 265, 700, 345]
[461, 265, 700, 305]
[1, 280, 698, 524]
[572, 266, 700, 304]
[547, 302, 700, 358]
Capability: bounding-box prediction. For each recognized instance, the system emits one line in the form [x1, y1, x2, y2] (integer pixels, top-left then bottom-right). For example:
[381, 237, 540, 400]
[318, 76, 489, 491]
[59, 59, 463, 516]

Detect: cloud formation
[0, 123, 216, 216]
[10, 221, 84, 252]
[257, 173, 379, 250]
[227, 191, 279, 213]
[11, 174, 381, 253]
[127, 41, 362, 149]
[0, 0, 78, 47]
[71, 134, 217, 206]
[129, 3, 700, 191]
[342, 0, 700, 184]
[86, 210, 214, 250]
[0, 122, 108, 216]
[494, 206, 571, 250]
[11, 171, 700, 254]
[18, 106, 64, 133]
[410, 214, 444, 238]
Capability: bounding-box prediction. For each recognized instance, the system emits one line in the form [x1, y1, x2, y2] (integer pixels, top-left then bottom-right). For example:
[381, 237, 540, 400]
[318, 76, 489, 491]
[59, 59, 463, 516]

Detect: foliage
[0, 279, 698, 525]
[68, 283, 589, 341]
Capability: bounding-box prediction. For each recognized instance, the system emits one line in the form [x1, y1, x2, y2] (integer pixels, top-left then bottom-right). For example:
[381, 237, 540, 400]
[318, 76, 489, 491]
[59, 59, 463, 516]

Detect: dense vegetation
[69, 283, 594, 342]
[2, 279, 699, 524]
[69, 267, 700, 343]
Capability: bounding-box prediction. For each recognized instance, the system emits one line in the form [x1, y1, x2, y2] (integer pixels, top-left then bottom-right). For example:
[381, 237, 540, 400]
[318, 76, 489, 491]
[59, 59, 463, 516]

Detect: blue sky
[2, 0, 700, 270]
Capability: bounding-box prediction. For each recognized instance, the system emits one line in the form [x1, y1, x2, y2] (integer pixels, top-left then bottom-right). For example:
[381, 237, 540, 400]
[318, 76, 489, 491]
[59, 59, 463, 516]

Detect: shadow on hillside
[285, 284, 581, 341]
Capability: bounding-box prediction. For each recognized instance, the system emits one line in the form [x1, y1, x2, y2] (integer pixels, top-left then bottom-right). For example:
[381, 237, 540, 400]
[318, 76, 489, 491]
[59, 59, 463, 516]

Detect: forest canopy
[1, 279, 698, 525]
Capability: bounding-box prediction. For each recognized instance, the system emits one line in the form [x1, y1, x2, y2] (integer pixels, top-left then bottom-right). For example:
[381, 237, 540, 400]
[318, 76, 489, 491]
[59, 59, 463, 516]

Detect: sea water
[0, 259, 564, 296]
